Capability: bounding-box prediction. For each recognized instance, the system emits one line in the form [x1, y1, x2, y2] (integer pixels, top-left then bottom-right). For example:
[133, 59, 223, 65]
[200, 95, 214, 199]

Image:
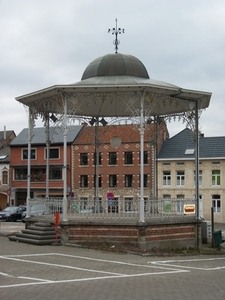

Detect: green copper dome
[81, 53, 150, 80]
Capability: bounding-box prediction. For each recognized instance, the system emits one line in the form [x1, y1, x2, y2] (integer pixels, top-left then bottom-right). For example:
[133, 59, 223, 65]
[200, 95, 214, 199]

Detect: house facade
[9, 126, 83, 206]
[0, 128, 16, 209]
[71, 122, 168, 212]
[157, 128, 225, 223]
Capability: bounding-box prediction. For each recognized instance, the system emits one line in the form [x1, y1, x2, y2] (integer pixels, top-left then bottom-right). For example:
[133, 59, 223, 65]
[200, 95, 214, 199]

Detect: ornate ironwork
[108, 18, 124, 53]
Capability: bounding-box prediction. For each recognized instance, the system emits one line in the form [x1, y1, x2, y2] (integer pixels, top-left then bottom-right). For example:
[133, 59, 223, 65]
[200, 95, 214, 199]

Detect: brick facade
[72, 123, 168, 202]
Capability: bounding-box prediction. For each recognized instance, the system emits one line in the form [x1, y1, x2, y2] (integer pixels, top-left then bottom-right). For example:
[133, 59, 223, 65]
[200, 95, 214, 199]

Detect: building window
[49, 168, 62, 180]
[80, 153, 88, 165]
[177, 171, 185, 186]
[176, 194, 184, 212]
[2, 170, 8, 184]
[163, 171, 171, 186]
[22, 148, 36, 160]
[94, 197, 102, 210]
[194, 170, 203, 186]
[94, 152, 102, 165]
[139, 174, 148, 187]
[124, 152, 133, 164]
[139, 151, 148, 164]
[212, 195, 221, 213]
[212, 161, 220, 165]
[212, 170, 220, 185]
[109, 175, 117, 187]
[125, 197, 134, 211]
[80, 197, 88, 210]
[125, 175, 133, 187]
[163, 194, 171, 213]
[108, 197, 119, 213]
[109, 152, 117, 165]
[45, 148, 59, 159]
[15, 168, 27, 180]
[94, 175, 102, 188]
[80, 175, 88, 187]
[32, 168, 46, 182]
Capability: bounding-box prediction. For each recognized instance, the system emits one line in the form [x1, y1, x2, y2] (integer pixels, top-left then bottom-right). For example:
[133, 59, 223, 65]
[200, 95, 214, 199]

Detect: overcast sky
[1, 0, 224, 137]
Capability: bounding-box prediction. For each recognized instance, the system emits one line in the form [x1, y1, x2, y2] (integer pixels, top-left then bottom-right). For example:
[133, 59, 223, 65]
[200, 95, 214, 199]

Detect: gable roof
[0, 130, 16, 163]
[0, 147, 10, 163]
[158, 128, 225, 159]
[10, 125, 83, 146]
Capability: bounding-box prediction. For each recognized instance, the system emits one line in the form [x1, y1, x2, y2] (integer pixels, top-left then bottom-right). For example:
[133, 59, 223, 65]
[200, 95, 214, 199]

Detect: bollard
[52, 211, 61, 246]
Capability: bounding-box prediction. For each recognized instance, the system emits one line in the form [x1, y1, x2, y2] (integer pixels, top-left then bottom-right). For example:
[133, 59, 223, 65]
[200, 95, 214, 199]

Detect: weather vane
[108, 18, 125, 53]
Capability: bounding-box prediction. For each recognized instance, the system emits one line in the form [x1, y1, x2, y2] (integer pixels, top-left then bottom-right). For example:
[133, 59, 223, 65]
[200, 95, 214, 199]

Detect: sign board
[184, 204, 195, 214]
[107, 192, 114, 201]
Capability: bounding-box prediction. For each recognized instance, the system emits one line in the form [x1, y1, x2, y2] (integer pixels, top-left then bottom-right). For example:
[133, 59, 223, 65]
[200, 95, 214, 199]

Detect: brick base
[60, 219, 201, 250]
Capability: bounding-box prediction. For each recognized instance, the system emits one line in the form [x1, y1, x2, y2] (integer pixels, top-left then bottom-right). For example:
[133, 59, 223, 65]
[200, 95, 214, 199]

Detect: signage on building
[184, 204, 195, 214]
[107, 192, 114, 205]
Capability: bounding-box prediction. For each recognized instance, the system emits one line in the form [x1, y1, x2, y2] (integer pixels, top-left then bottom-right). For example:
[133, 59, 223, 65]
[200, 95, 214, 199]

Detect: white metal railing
[28, 197, 197, 221]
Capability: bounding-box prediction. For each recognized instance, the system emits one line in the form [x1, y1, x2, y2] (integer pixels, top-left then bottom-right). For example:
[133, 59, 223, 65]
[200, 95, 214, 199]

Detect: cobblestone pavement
[0, 223, 225, 300]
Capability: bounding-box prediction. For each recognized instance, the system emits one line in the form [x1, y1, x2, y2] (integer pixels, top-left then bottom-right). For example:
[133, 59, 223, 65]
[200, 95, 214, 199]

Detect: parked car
[22, 204, 47, 222]
[0, 206, 26, 222]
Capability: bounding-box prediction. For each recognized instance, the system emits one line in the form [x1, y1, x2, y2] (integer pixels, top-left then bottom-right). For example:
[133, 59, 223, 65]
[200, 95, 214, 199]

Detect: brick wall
[61, 220, 198, 250]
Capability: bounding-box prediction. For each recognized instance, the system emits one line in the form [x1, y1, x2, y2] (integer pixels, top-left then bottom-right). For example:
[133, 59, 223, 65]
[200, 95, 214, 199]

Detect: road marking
[0, 252, 189, 289]
[2, 253, 182, 271]
[150, 257, 225, 270]
[18, 276, 53, 282]
[0, 269, 188, 289]
[0, 272, 14, 278]
[0, 256, 125, 276]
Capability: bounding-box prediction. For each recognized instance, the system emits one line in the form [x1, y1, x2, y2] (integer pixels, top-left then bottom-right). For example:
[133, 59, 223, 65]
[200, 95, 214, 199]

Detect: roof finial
[108, 18, 125, 53]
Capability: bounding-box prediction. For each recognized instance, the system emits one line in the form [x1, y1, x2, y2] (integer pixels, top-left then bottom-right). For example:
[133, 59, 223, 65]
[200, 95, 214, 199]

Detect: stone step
[8, 235, 57, 245]
[16, 232, 56, 240]
[34, 222, 53, 227]
[8, 222, 60, 246]
[27, 225, 55, 232]
[22, 229, 55, 236]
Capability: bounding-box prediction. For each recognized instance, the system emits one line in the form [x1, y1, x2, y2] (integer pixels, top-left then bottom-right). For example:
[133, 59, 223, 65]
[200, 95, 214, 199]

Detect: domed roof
[81, 53, 150, 80]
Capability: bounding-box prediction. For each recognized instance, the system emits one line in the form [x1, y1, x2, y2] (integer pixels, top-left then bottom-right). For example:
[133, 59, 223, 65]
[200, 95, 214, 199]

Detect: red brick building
[9, 126, 83, 205]
[71, 122, 168, 211]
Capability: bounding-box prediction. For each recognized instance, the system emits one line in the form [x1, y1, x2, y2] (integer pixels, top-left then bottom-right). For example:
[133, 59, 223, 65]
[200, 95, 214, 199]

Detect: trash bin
[213, 230, 222, 248]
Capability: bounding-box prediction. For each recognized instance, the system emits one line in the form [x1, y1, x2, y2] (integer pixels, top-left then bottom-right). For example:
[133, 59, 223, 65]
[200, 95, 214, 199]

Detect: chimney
[4, 126, 6, 140]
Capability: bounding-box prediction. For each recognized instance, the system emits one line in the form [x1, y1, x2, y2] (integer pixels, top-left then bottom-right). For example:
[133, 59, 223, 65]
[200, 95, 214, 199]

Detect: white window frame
[194, 170, 203, 186]
[176, 171, 185, 186]
[212, 195, 221, 213]
[212, 170, 220, 186]
[163, 171, 171, 186]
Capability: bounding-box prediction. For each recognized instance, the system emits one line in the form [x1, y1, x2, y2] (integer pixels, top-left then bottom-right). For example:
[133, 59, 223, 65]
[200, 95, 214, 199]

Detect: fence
[28, 197, 197, 221]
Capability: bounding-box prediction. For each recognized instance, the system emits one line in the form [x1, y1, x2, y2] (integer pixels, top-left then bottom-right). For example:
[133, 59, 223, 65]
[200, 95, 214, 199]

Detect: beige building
[157, 128, 225, 223]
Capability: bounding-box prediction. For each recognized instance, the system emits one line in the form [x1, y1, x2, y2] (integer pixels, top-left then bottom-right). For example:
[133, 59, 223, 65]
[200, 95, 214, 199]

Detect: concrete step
[16, 232, 55, 240]
[8, 222, 60, 246]
[22, 229, 55, 235]
[27, 225, 55, 232]
[8, 235, 57, 245]
[34, 222, 53, 227]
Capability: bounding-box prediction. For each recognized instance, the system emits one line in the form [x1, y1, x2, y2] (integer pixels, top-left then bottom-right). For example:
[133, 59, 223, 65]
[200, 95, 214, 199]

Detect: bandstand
[16, 32, 211, 249]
